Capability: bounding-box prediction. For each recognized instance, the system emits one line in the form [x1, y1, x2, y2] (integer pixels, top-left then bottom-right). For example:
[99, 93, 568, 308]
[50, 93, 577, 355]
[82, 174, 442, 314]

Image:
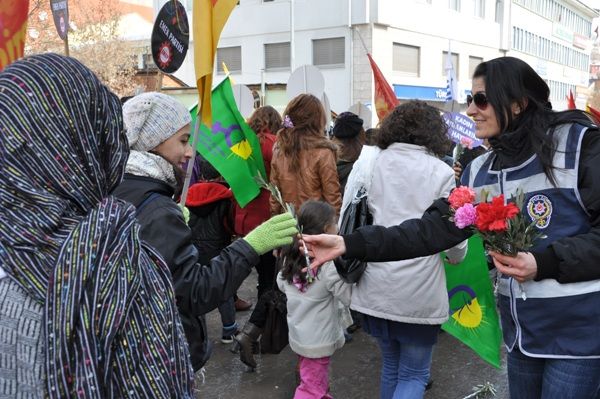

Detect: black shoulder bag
[259, 286, 289, 354]
[259, 257, 289, 354]
[334, 187, 372, 284]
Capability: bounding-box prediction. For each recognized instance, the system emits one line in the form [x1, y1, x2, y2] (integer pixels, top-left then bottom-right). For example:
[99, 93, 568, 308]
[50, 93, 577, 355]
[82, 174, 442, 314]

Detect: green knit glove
[243, 212, 298, 255]
[179, 204, 190, 224]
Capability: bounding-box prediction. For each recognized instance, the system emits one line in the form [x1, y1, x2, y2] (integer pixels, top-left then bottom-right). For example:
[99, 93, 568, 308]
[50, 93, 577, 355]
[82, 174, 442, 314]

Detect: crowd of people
[1, 52, 600, 399]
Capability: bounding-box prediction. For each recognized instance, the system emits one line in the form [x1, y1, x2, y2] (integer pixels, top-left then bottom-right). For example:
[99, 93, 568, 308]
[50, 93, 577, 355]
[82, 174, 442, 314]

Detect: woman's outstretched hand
[301, 234, 347, 269]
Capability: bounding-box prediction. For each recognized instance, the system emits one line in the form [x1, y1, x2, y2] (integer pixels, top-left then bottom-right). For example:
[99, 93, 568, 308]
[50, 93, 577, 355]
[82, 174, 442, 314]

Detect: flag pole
[179, 115, 201, 206]
[64, 33, 70, 56]
[355, 28, 369, 54]
[290, 0, 295, 71]
[446, 39, 455, 113]
[449, 40, 453, 113]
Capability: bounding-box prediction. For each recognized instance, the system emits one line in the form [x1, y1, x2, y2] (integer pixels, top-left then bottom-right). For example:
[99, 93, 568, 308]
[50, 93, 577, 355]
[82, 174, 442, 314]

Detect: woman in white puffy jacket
[350, 101, 467, 399]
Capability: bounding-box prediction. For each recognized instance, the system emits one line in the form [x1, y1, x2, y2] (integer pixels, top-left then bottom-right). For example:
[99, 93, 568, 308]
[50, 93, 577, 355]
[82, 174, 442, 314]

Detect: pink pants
[294, 355, 333, 399]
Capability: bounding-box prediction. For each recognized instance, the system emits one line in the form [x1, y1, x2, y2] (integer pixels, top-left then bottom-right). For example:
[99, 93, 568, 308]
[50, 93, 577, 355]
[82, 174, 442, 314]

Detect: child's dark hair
[279, 200, 336, 285]
[195, 154, 220, 181]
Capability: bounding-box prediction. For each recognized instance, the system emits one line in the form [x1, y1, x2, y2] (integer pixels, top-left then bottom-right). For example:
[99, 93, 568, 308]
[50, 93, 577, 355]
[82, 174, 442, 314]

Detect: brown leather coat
[270, 142, 342, 216]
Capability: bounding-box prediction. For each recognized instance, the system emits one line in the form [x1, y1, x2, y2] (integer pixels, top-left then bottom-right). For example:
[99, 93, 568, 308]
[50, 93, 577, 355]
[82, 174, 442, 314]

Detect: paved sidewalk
[194, 270, 508, 399]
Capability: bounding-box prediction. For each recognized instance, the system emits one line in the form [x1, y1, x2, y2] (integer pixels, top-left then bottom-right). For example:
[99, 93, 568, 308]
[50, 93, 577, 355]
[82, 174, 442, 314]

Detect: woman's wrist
[342, 232, 364, 260]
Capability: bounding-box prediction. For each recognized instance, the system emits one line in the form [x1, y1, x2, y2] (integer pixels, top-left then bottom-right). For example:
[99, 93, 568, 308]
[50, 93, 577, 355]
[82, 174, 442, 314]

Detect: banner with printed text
[443, 112, 483, 149]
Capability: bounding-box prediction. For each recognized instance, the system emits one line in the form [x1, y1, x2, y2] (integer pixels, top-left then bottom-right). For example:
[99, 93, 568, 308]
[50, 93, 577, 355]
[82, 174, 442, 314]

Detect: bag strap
[272, 253, 286, 294]
[135, 192, 161, 216]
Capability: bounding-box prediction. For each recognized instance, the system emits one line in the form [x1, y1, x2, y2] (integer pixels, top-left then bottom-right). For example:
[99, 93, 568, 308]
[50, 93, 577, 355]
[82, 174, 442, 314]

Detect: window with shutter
[468, 56, 483, 78]
[313, 38, 345, 67]
[442, 51, 459, 77]
[265, 42, 290, 71]
[392, 43, 420, 76]
[216, 46, 242, 73]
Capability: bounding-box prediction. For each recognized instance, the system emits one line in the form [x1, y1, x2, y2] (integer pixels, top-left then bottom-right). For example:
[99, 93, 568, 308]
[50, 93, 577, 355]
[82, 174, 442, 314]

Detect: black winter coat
[336, 160, 354, 196]
[113, 174, 258, 371]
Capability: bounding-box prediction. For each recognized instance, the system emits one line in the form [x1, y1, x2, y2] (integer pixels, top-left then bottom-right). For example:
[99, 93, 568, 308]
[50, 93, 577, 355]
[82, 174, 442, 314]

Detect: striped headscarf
[0, 54, 194, 397]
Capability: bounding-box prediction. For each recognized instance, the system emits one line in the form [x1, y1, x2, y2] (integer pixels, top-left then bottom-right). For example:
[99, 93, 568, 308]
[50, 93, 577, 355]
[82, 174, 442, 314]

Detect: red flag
[566, 90, 576, 110]
[0, 0, 29, 72]
[586, 104, 600, 124]
[367, 53, 399, 121]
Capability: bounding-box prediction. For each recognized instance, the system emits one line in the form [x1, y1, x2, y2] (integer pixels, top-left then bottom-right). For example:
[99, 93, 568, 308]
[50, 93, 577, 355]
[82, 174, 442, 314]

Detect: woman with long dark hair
[304, 56, 600, 398]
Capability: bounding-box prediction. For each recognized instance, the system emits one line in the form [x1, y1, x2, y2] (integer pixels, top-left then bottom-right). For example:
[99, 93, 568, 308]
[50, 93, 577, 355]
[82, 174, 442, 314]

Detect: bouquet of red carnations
[448, 186, 546, 299]
[448, 186, 546, 256]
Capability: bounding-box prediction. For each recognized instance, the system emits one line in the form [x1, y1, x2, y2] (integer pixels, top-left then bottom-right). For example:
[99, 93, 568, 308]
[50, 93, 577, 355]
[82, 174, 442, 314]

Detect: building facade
[154, 0, 597, 123]
[509, 0, 595, 109]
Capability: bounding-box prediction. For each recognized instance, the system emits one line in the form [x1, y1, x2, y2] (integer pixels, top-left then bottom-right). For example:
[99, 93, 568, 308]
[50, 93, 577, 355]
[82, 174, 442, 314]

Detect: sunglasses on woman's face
[466, 92, 488, 110]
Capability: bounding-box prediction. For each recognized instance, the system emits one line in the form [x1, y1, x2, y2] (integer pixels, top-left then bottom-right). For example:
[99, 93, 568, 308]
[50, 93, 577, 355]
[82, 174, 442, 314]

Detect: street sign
[151, 0, 189, 74]
[50, 0, 69, 40]
[231, 83, 254, 118]
[286, 65, 324, 100]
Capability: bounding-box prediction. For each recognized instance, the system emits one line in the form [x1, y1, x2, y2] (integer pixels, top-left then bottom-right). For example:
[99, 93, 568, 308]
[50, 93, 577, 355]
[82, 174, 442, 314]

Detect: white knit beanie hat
[123, 92, 192, 151]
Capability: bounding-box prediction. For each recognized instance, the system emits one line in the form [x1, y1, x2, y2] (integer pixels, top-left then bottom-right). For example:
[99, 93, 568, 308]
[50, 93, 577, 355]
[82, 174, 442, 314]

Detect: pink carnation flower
[454, 203, 477, 229]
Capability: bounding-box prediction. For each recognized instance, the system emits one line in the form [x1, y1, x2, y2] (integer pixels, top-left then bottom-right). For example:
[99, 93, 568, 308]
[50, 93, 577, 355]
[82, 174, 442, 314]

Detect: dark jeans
[217, 297, 236, 331]
[507, 348, 600, 399]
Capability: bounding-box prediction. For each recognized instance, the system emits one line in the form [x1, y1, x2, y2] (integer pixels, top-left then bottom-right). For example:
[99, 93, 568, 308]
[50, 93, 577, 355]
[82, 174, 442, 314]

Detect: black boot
[233, 322, 262, 370]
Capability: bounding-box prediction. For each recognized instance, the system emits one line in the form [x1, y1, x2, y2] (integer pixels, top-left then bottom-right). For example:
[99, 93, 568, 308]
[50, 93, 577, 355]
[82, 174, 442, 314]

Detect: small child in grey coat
[277, 200, 352, 399]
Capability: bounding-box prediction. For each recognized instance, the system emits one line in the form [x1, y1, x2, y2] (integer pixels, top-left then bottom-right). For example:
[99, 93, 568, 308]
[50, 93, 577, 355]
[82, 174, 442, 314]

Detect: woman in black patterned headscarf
[0, 54, 194, 397]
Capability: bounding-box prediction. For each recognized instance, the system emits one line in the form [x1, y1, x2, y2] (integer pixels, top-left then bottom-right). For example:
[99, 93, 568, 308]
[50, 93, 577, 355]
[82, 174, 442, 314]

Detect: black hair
[120, 95, 134, 105]
[195, 154, 221, 181]
[364, 128, 379, 146]
[377, 100, 451, 158]
[473, 57, 594, 185]
[279, 200, 336, 285]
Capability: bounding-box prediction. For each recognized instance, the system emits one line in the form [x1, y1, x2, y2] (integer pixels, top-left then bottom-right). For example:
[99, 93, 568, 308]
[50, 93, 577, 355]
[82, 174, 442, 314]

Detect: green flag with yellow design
[442, 235, 502, 368]
[191, 78, 266, 207]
